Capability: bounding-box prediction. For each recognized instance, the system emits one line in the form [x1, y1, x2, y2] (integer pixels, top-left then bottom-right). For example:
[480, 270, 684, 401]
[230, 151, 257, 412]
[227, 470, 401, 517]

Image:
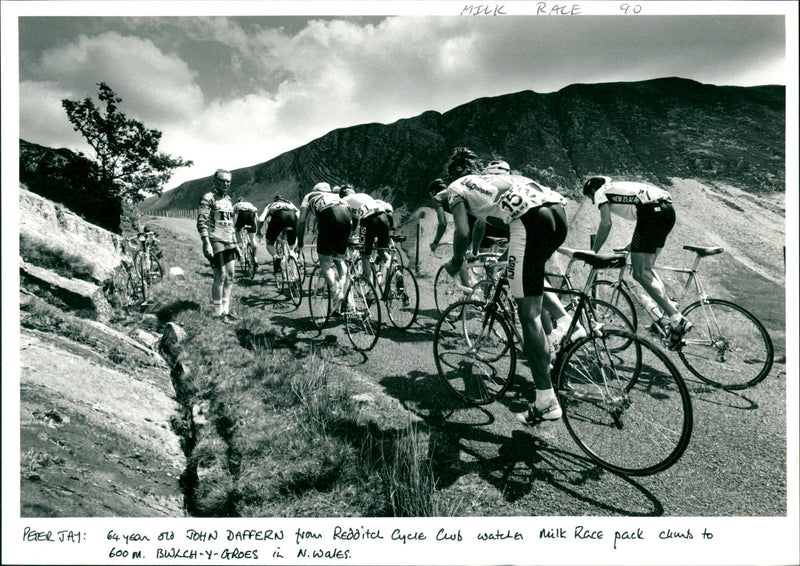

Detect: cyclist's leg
[209, 252, 225, 317]
[630, 202, 679, 319]
[219, 246, 237, 316]
[510, 204, 568, 424]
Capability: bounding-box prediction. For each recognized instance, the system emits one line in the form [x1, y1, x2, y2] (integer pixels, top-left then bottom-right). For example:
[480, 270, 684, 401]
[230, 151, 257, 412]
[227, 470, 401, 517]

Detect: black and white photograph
[2, 1, 798, 565]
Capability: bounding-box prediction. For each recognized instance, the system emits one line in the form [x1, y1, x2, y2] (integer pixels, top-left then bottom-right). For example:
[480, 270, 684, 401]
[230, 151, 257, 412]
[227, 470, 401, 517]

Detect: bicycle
[432, 251, 693, 476]
[589, 245, 774, 390]
[272, 229, 303, 308]
[307, 238, 381, 351]
[434, 241, 508, 317]
[236, 228, 257, 280]
[370, 233, 420, 329]
[128, 230, 163, 303]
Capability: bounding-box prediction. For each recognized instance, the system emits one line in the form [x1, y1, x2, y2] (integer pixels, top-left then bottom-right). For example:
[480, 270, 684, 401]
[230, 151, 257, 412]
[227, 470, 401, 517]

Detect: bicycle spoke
[558, 330, 692, 476]
[433, 301, 515, 405]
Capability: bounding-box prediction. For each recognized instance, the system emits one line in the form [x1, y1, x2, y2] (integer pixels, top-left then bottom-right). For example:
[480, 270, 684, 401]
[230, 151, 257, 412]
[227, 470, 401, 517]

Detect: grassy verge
[138, 216, 453, 517]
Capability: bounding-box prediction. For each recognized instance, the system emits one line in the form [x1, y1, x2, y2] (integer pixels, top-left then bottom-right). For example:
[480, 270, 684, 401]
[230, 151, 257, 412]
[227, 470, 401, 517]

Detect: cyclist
[582, 176, 690, 347]
[480, 160, 581, 349]
[258, 195, 300, 273]
[197, 168, 238, 323]
[339, 185, 391, 288]
[374, 198, 395, 230]
[442, 147, 569, 425]
[233, 197, 260, 268]
[296, 182, 353, 313]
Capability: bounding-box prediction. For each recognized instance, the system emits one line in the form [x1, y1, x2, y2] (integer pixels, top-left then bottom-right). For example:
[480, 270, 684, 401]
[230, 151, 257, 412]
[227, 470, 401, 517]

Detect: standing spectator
[197, 169, 238, 323]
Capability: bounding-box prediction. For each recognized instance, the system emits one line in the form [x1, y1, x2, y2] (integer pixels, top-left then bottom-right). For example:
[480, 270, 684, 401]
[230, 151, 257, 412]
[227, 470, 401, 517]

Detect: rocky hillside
[139, 77, 784, 217]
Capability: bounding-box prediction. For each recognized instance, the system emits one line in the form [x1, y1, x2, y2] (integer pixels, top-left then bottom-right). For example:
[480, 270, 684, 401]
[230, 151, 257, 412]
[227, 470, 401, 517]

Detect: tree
[62, 82, 193, 203]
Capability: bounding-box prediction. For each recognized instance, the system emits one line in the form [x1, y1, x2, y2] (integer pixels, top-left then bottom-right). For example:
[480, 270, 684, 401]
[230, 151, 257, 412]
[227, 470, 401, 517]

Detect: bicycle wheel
[310, 235, 319, 264]
[433, 300, 516, 405]
[677, 299, 774, 390]
[434, 265, 467, 316]
[555, 329, 692, 476]
[343, 275, 381, 351]
[585, 298, 636, 351]
[285, 256, 303, 308]
[105, 263, 138, 308]
[307, 265, 332, 329]
[245, 247, 256, 279]
[590, 280, 638, 331]
[384, 266, 419, 329]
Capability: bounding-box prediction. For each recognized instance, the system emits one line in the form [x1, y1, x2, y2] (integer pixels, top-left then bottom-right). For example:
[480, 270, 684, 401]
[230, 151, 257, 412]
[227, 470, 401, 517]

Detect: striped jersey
[300, 190, 347, 216]
[593, 181, 672, 222]
[197, 192, 235, 244]
[447, 174, 565, 225]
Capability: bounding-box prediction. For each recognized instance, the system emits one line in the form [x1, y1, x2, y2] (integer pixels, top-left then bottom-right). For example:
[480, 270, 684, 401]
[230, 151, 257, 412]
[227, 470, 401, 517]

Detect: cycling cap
[274, 195, 284, 201]
[339, 184, 355, 197]
[428, 178, 448, 195]
[448, 147, 479, 179]
[313, 182, 331, 193]
[582, 176, 611, 197]
[483, 160, 510, 175]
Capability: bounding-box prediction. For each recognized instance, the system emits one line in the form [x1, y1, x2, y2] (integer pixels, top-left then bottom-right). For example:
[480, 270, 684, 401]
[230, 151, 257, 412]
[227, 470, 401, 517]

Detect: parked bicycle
[589, 245, 774, 390]
[272, 228, 303, 308]
[370, 233, 420, 329]
[128, 230, 163, 303]
[307, 238, 381, 351]
[432, 251, 693, 476]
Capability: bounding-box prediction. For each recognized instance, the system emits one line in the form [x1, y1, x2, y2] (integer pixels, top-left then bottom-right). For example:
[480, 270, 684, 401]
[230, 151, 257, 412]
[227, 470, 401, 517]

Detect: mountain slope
[140, 77, 784, 218]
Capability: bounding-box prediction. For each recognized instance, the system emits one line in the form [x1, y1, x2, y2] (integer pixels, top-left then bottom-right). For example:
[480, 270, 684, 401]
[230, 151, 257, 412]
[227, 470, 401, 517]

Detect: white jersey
[594, 181, 672, 222]
[447, 174, 565, 226]
[374, 199, 393, 214]
[259, 200, 299, 223]
[342, 193, 382, 220]
[300, 191, 346, 216]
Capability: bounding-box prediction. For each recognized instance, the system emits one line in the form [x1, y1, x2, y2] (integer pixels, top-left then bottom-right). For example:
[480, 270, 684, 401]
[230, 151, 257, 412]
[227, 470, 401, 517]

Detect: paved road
[159, 217, 788, 517]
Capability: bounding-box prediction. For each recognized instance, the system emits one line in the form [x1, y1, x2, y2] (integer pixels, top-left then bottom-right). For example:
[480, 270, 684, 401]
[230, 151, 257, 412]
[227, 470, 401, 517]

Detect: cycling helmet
[313, 182, 331, 193]
[483, 160, 510, 175]
[428, 178, 448, 195]
[582, 176, 610, 197]
[447, 146, 479, 179]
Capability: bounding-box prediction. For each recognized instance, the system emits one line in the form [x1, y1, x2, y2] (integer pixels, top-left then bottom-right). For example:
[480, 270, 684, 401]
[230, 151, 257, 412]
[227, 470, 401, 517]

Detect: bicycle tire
[245, 247, 256, 280]
[285, 256, 303, 308]
[307, 265, 332, 329]
[343, 275, 381, 351]
[434, 265, 467, 317]
[310, 235, 319, 264]
[433, 300, 516, 406]
[555, 329, 692, 476]
[384, 265, 419, 329]
[677, 299, 774, 390]
[590, 279, 638, 331]
[148, 252, 164, 283]
[584, 298, 637, 352]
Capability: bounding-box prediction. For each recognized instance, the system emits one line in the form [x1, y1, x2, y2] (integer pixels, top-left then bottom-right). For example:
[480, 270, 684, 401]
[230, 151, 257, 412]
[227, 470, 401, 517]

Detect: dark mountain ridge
[105, 77, 788, 219]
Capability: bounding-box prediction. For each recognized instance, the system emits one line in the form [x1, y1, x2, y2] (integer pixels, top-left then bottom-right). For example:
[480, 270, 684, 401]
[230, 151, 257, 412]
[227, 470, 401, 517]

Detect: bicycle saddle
[391, 234, 406, 242]
[683, 245, 723, 257]
[572, 251, 628, 269]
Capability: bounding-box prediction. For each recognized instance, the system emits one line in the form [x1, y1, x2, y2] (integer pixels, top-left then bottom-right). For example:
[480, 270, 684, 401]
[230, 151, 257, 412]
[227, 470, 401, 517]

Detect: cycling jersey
[431, 189, 452, 214]
[233, 201, 258, 214]
[593, 181, 672, 222]
[300, 190, 347, 216]
[233, 201, 259, 232]
[197, 192, 236, 245]
[447, 174, 565, 227]
[374, 199, 393, 214]
[342, 193, 382, 220]
[259, 200, 300, 223]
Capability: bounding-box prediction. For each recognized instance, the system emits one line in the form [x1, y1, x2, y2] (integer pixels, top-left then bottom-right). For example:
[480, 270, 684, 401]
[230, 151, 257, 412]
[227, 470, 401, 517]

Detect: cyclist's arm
[592, 203, 613, 253]
[431, 205, 448, 249]
[451, 201, 471, 264]
[296, 206, 310, 249]
[197, 199, 213, 257]
[469, 218, 486, 257]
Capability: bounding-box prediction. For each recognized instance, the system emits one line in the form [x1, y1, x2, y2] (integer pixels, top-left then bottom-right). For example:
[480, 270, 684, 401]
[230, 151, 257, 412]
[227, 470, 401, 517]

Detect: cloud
[32, 31, 203, 125]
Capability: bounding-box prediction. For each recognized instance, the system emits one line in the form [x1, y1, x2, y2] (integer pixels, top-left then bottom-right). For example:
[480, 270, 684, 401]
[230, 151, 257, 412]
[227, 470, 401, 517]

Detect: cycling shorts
[506, 203, 568, 298]
[316, 205, 352, 257]
[265, 209, 298, 245]
[235, 209, 258, 232]
[359, 212, 391, 255]
[467, 215, 510, 248]
[631, 201, 675, 253]
[209, 246, 238, 269]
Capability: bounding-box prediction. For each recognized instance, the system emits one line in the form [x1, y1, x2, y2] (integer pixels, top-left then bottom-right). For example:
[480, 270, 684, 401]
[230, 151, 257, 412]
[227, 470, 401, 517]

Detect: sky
[6, 2, 793, 190]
